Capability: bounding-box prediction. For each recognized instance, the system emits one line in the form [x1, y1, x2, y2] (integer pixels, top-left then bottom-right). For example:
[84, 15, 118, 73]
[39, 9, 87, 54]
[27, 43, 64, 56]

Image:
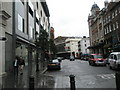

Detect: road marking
[97, 74, 115, 79]
[87, 81, 95, 85]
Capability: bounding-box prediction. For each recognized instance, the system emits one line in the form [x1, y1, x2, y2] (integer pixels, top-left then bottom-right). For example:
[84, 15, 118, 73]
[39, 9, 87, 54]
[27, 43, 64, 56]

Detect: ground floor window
[16, 42, 28, 66]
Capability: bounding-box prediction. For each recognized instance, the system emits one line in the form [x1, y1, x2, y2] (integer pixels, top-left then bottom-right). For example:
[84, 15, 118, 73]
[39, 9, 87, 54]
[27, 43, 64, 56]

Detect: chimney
[104, 0, 109, 8]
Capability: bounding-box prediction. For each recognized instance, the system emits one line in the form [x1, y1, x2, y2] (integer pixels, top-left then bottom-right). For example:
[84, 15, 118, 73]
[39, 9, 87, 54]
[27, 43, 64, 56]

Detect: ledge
[0, 10, 11, 20]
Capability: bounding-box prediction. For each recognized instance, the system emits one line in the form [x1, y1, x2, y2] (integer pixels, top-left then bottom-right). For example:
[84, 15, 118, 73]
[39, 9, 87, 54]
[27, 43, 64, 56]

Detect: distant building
[50, 27, 55, 40]
[88, 3, 104, 54]
[54, 36, 70, 58]
[65, 37, 82, 58]
[54, 36, 82, 58]
[78, 36, 90, 54]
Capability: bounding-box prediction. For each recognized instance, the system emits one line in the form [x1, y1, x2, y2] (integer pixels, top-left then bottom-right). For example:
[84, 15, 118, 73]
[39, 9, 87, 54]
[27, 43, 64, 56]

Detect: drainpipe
[12, 1, 16, 72]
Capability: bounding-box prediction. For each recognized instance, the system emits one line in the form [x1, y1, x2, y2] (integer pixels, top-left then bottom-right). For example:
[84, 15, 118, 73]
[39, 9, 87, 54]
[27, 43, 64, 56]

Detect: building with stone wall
[0, 0, 50, 77]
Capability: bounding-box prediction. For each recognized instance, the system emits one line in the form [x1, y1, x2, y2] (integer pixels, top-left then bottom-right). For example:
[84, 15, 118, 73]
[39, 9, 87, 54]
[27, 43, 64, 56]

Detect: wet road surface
[1, 59, 117, 89]
[44, 59, 116, 89]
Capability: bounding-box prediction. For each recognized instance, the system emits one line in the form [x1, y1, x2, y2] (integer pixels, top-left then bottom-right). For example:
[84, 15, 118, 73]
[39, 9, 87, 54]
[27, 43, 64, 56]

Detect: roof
[110, 52, 120, 54]
[91, 3, 100, 11]
[41, 1, 50, 17]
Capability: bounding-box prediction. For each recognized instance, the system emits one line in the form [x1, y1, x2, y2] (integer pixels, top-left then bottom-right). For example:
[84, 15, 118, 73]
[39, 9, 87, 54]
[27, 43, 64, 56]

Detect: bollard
[29, 75, 34, 90]
[69, 75, 76, 90]
[115, 72, 120, 90]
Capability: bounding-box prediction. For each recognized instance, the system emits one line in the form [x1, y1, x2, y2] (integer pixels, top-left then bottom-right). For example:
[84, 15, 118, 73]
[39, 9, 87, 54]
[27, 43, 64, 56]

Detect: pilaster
[0, 10, 10, 76]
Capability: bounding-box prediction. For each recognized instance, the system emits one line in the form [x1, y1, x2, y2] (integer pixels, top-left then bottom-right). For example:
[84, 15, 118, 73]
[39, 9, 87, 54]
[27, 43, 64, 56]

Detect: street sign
[0, 37, 7, 41]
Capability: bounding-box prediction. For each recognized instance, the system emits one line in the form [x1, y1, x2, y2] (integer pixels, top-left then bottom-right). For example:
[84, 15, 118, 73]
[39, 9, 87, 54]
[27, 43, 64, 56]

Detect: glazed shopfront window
[16, 42, 28, 66]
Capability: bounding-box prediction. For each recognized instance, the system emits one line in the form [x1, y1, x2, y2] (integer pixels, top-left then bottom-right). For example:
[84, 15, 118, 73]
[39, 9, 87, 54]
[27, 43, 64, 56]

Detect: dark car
[57, 57, 64, 62]
[80, 54, 90, 61]
[70, 55, 75, 61]
[88, 54, 106, 66]
[47, 59, 61, 70]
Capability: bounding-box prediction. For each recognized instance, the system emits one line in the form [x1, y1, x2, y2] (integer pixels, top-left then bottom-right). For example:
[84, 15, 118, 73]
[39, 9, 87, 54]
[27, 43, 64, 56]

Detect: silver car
[108, 52, 120, 70]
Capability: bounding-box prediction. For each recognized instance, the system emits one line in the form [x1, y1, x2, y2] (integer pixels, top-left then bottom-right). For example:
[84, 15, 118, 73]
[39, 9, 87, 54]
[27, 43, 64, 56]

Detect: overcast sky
[46, 0, 111, 38]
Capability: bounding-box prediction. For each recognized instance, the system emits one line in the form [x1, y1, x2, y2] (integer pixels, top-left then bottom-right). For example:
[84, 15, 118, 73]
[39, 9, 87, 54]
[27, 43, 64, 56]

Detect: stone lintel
[0, 10, 11, 20]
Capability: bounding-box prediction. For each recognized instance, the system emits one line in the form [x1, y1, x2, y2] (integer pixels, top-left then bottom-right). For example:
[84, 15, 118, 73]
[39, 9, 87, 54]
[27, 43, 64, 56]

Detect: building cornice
[41, 2, 50, 17]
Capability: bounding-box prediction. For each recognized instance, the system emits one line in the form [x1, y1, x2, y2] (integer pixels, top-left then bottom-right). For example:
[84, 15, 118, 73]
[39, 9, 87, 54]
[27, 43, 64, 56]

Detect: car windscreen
[52, 60, 59, 63]
[94, 55, 103, 59]
[117, 54, 120, 59]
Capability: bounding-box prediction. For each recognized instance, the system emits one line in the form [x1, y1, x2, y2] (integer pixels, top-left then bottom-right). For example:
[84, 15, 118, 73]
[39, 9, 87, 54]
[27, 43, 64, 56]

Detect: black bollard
[29, 75, 34, 90]
[69, 75, 76, 90]
[116, 72, 120, 90]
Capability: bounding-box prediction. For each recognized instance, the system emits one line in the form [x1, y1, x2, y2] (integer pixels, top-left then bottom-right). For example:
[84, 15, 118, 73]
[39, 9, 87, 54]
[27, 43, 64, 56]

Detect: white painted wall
[65, 37, 82, 57]
[80, 37, 90, 54]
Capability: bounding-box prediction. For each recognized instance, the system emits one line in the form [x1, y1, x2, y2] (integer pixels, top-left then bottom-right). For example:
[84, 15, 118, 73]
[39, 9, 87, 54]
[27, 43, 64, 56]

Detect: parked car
[80, 54, 90, 61]
[88, 54, 106, 66]
[70, 55, 75, 61]
[108, 52, 120, 70]
[47, 59, 61, 70]
[57, 57, 64, 62]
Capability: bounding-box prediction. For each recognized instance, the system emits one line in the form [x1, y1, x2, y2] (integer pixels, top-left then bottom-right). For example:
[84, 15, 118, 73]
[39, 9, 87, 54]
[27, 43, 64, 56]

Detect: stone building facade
[0, 0, 50, 76]
[88, 1, 120, 57]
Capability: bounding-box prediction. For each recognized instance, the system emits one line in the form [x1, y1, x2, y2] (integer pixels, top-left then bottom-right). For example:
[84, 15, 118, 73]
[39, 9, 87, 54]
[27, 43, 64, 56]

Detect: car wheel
[109, 65, 112, 69]
[91, 61, 95, 66]
[58, 67, 61, 70]
[104, 64, 106, 66]
[89, 61, 91, 65]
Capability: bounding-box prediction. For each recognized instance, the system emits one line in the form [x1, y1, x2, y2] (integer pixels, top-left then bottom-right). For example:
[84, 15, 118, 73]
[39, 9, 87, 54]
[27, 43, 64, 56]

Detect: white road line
[97, 74, 115, 79]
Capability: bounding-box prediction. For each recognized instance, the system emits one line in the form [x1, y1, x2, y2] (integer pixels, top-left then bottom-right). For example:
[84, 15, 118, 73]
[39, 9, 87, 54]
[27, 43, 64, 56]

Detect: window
[113, 24, 115, 30]
[29, 26, 33, 38]
[43, 17, 45, 22]
[20, 0, 24, 4]
[115, 10, 118, 16]
[109, 25, 112, 32]
[106, 17, 108, 23]
[41, 10, 42, 17]
[18, 14, 23, 32]
[114, 55, 117, 60]
[36, 2, 38, 9]
[119, 7, 120, 13]
[116, 22, 119, 29]
[104, 28, 106, 35]
[108, 15, 110, 22]
[103, 19, 105, 24]
[36, 18, 39, 24]
[29, 6, 33, 17]
[118, 54, 120, 59]
[23, 19, 24, 33]
[85, 44, 86, 47]
[107, 26, 109, 33]
[112, 12, 115, 19]
[36, 23, 39, 35]
[110, 55, 114, 59]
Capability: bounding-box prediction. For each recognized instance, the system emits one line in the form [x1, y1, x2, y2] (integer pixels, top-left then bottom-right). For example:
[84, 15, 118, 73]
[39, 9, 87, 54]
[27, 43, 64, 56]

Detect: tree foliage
[49, 39, 56, 56]
[37, 29, 49, 51]
[36, 28, 57, 59]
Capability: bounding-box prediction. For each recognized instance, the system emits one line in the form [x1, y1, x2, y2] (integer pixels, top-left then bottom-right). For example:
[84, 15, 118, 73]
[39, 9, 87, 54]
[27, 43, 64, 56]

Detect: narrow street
[44, 59, 116, 89]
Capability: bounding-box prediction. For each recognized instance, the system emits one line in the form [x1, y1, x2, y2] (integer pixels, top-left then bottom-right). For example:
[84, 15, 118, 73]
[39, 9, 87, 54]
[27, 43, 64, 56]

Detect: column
[0, 10, 10, 76]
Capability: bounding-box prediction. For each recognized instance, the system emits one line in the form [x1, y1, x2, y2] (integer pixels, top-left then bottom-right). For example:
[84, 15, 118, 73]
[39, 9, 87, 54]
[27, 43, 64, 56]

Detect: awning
[113, 45, 120, 49]
[87, 46, 95, 49]
[103, 43, 112, 48]
[88, 42, 104, 49]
